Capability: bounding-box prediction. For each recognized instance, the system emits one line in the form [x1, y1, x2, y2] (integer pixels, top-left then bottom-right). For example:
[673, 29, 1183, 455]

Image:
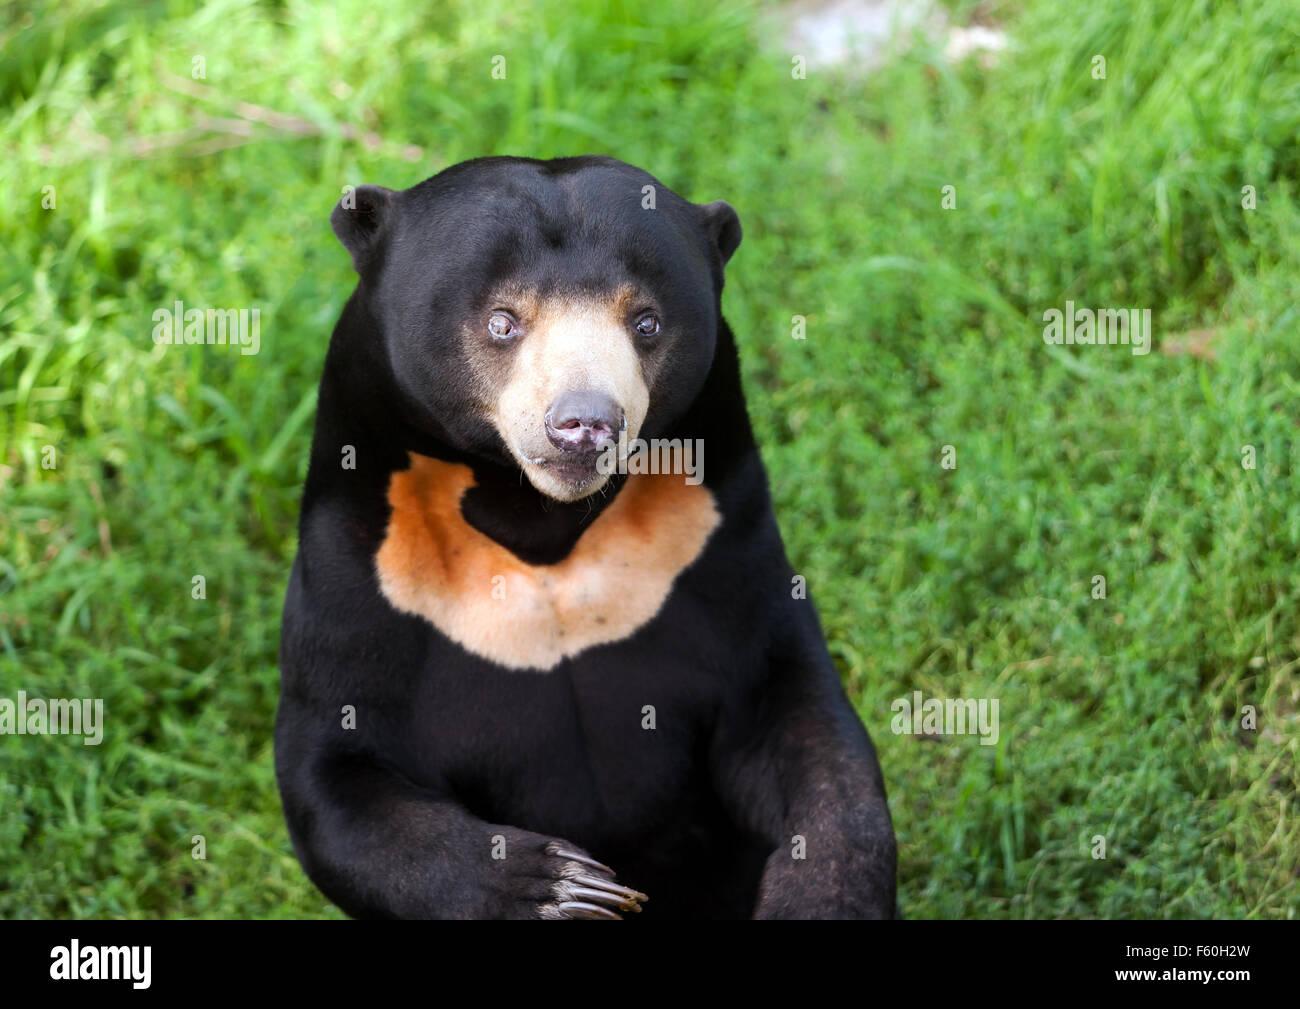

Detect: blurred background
[1, 0, 1296, 918]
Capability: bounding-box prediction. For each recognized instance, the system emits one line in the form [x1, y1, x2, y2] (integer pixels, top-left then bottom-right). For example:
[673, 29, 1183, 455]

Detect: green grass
[1, 0, 1296, 918]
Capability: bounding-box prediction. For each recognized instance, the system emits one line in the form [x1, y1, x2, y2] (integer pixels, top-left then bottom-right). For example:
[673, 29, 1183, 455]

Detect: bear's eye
[487, 311, 517, 340]
[634, 312, 660, 338]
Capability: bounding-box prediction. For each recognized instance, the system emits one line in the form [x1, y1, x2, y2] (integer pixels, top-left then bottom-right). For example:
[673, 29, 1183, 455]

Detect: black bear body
[276, 155, 897, 919]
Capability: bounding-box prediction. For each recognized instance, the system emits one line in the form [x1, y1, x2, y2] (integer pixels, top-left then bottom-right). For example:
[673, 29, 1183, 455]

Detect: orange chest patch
[374, 454, 721, 671]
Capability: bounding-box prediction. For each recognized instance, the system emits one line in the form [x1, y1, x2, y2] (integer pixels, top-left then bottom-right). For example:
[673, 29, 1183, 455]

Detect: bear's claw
[539, 843, 649, 919]
[556, 901, 622, 920]
[548, 844, 615, 876]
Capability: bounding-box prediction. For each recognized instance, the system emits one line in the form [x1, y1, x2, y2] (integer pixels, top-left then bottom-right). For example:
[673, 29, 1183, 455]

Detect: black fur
[276, 155, 897, 919]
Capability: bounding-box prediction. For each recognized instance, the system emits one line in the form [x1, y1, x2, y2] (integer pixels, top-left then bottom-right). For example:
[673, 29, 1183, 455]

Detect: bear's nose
[544, 391, 625, 453]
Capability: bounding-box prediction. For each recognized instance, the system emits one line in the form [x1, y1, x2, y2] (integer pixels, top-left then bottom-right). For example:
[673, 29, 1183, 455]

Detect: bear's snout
[544, 390, 625, 453]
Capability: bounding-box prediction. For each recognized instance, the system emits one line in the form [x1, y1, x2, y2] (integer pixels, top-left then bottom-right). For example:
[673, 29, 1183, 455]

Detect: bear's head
[331, 156, 741, 501]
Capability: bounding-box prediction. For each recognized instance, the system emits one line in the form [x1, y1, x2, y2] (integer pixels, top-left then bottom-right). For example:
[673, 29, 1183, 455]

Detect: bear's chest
[374, 454, 720, 671]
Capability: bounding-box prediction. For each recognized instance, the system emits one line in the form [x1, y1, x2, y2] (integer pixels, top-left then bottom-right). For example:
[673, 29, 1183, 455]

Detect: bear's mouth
[525, 448, 602, 481]
[545, 457, 600, 483]
[515, 444, 609, 499]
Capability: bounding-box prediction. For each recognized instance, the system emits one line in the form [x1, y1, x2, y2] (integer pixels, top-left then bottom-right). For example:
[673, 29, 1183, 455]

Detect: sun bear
[275, 155, 897, 919]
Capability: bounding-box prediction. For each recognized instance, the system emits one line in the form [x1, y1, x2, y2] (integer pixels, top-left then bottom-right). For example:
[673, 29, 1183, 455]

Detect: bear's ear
[331, 184, 395, 271]
[698, 199, 742, 266]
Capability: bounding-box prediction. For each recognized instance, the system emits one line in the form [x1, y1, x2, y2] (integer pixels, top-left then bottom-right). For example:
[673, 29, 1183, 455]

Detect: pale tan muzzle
[491, 295, 649, 501]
